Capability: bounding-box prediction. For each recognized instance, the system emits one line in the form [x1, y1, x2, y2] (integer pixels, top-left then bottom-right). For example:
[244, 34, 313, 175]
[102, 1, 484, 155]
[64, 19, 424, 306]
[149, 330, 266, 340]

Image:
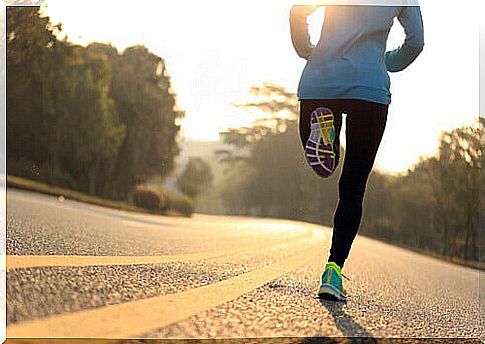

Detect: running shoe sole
[305, 107, 336, 178]
[317, 283, 347, 301]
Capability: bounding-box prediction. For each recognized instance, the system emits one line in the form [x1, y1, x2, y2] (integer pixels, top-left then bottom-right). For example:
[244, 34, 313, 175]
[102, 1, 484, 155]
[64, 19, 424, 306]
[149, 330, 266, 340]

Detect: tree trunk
[88, 158, 100, 196]
[442, 210, 448, 256]
[464, 215, 471, 260]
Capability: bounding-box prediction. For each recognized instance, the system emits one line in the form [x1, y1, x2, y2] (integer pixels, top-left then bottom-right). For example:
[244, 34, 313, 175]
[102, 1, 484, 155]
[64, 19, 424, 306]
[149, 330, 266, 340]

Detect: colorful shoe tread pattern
[305, 107, 337, 178]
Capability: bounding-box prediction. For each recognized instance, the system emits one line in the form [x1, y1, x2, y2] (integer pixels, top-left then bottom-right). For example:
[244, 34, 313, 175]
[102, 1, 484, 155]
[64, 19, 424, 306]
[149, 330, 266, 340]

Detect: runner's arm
[385, 6, 425, 72]
[289, 5, 320, 60]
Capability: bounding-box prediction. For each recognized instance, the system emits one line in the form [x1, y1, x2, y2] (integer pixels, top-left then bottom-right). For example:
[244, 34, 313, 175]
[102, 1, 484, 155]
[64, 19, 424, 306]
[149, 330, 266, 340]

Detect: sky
[42, 0, 479, 174]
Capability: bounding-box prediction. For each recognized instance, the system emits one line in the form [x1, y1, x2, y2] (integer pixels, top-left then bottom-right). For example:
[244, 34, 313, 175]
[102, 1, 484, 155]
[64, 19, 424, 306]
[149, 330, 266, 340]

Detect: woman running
[290, 4, 424, 300]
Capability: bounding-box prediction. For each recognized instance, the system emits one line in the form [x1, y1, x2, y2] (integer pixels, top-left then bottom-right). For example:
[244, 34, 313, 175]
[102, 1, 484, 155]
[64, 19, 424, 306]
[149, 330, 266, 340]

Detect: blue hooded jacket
[290, 5, 424, 104]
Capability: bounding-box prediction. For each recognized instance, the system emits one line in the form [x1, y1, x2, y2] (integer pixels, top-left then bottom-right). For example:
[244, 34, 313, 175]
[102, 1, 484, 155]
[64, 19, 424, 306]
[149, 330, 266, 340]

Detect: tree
[90, 44, 184, 199]
[7, 6, 58, 166]
[176, 157, 213, 199]
[434, 119, 481, 259]
[362, 118, 483, 262]
[7, 7, 125, 192]
[58, 45, 125, 195]
[7, 8, 182, 201]
[218, 83, 341, 222]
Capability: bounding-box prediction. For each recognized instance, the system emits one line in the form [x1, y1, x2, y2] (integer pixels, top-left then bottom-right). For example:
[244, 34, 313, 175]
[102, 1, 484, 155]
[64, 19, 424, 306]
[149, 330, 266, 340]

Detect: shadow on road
[312, 299, 378, 344]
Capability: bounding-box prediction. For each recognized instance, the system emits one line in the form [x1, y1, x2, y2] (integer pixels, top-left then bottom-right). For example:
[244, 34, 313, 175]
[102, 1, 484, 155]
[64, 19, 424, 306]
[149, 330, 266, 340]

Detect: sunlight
[42, 0, 478, 173]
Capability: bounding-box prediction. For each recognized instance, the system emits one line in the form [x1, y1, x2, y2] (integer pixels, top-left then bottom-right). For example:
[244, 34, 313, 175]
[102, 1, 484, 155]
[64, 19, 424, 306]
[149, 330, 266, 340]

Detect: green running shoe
[317, 261, 348, 301]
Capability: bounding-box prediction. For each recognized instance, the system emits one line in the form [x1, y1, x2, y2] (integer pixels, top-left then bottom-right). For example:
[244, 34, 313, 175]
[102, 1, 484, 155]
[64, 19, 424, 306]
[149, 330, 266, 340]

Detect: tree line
[362, 121, 482, 261]
[7, 7, 183, 201]
[217, 83, 482, 263]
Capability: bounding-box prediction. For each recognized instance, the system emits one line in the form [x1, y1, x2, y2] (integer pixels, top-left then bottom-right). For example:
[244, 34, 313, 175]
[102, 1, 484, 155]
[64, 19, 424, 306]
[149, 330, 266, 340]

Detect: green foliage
[164, 190, 195, 217]
[7, 7, 182, 202]
[362, 118, 483, 262]
[218, 83, 341, 222]
[132, 187, 164, 212]
[176, 157, 214, 199]
[7, 158, 78, 190]
[88, 43, 184, 199]
[218, 82, 482, 263]
[7, 7, 59, 166]
[128, 185, 194, 216]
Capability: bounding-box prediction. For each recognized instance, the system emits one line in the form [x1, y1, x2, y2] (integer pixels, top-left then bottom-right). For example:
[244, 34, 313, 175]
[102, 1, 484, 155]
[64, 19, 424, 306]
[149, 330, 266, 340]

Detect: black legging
[299, 99, 389, 268]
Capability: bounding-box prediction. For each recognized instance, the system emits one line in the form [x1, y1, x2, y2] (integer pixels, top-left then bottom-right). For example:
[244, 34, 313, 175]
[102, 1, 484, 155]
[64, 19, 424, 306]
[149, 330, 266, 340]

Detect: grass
[7, 175, 483, 270]
[366, 234, 485, 271]
[6, 175, 181, 217]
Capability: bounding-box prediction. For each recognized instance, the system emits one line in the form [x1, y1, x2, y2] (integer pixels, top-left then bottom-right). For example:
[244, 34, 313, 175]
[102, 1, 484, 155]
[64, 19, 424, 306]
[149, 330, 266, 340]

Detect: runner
[290, 4, 424, 300]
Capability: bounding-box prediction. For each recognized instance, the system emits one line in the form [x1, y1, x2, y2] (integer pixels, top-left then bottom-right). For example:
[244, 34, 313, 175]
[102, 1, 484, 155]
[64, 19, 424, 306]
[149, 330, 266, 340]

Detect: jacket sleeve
[289, 5, 320, 60]
[385, 6, 425, 72]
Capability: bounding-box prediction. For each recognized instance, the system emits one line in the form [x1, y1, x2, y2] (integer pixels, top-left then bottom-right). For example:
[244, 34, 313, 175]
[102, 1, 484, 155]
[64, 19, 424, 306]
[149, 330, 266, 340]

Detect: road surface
[6, 189, 483, 340]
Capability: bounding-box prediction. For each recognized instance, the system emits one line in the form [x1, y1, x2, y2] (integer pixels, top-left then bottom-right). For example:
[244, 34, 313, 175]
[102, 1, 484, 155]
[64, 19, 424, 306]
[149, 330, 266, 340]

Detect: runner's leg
[328, 100, 388, 268]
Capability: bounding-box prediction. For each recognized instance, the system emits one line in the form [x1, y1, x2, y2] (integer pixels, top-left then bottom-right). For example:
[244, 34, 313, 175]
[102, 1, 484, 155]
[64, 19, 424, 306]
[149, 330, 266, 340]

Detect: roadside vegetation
[216, 83, 483, 268]
[7, 7, 192, 216]
[6, 8, 482, 267]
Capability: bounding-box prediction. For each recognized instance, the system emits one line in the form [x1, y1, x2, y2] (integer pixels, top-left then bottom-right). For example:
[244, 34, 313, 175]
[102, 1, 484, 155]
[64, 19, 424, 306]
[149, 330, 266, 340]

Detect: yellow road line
[6, 230, 313, 270]
[7, 230, 325, 338]
[6, 340, 97, 344]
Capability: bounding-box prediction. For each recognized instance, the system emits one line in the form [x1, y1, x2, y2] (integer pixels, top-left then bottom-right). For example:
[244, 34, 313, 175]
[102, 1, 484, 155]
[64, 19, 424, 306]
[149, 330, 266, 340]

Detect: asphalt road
[6, 189, 483, 341]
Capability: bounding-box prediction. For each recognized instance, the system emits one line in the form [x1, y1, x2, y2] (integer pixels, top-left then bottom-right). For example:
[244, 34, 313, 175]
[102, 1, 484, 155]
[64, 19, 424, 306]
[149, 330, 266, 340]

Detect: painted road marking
[7, 230, 325, 338]
[7, 229, 314, 270]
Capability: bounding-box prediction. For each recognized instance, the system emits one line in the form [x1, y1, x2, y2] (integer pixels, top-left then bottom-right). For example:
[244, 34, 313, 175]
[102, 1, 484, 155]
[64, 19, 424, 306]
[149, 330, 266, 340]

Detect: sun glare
[41, 0, 478, 173]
